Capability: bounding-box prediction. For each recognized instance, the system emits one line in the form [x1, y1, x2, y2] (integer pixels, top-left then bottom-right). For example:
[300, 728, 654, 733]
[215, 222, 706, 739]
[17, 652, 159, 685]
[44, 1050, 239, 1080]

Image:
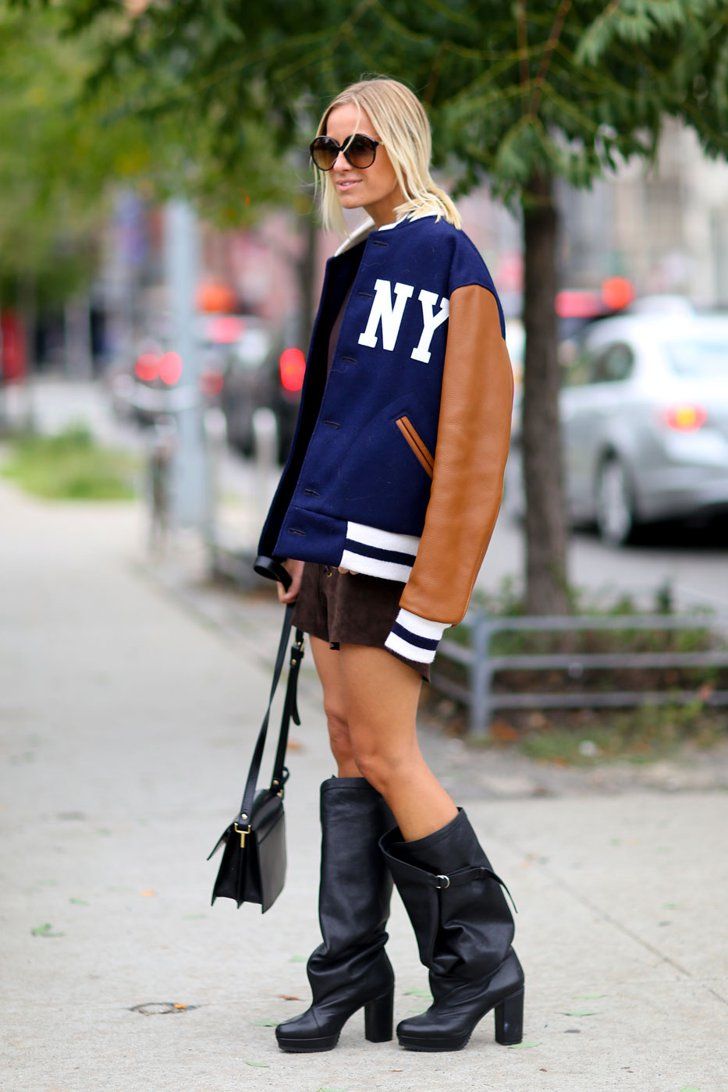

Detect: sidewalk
[1, 477, 726, 1092]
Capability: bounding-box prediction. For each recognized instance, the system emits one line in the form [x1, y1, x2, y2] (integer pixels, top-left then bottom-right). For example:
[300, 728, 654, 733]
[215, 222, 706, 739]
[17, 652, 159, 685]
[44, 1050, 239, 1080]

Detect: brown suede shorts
[291, 562, 431, 684]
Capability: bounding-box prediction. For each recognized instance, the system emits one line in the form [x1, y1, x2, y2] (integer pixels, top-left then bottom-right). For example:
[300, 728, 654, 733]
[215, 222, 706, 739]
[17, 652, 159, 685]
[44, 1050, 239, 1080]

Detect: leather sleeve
[384, 284, 514, 665]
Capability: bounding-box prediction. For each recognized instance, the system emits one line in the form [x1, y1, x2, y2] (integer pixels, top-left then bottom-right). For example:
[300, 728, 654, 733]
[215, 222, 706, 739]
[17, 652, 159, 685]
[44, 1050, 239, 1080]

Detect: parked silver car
[507, 310, 728, 544]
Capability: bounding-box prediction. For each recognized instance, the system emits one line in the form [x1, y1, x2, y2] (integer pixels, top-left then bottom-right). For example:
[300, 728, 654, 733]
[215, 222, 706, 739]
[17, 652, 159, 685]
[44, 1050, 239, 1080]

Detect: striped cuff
[384, 608, 449, 664]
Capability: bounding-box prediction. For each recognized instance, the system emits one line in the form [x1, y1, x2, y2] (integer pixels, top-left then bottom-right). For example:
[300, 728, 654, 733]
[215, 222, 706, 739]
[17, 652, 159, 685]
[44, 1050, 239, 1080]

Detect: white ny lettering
[357, 279, 414, 350]
[411, 289, 450, 363]
[356, 278, 450, 360]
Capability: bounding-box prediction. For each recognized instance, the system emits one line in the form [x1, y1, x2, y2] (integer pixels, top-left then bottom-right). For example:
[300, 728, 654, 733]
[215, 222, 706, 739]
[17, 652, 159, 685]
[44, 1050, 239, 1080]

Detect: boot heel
[364, 989, 394, 1042]
[494, 988, 524, 1045]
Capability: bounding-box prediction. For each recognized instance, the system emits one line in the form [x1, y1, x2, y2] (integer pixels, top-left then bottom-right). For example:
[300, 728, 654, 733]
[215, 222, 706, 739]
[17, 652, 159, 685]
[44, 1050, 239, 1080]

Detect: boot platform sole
[398, 1032, 472, 1052]
[397, 986, 525, 1052]
[276, 988, 394, 1052]
[276, 1031, 341, 1053]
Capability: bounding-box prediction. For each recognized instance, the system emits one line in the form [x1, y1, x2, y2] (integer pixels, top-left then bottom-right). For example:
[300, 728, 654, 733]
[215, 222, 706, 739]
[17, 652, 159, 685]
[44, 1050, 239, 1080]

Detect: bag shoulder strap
[235, 602, 305, 829]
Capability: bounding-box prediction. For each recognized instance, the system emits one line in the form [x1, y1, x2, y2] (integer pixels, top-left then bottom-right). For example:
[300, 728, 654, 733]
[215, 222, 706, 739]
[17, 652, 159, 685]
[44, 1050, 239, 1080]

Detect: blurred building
[91, 117, 727, 377]
[558, 116, 728, 307]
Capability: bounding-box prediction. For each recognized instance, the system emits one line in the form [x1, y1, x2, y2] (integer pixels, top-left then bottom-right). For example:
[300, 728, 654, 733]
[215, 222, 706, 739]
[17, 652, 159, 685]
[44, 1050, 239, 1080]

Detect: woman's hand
[277, 558, 305, 604]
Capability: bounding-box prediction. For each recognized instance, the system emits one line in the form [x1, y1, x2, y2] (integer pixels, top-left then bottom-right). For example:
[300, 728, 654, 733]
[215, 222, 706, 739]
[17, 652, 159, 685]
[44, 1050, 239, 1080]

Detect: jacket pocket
[395, 415, 434, 479]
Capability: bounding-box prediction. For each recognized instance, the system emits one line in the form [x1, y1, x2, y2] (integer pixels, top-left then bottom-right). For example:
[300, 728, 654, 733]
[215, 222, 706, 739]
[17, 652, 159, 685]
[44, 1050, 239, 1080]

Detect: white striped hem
[339, 550, 413, 582]
[385, 608, 449, 664]
[347, 521, 421, 554]
[395, 608, 448, 640]
[385, 631, 437, 663]
[340, 520, 421, 582]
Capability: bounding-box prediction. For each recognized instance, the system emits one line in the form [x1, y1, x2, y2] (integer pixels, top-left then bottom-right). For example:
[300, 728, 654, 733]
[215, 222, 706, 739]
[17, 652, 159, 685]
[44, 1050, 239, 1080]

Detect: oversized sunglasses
[309, 133, 383, 171]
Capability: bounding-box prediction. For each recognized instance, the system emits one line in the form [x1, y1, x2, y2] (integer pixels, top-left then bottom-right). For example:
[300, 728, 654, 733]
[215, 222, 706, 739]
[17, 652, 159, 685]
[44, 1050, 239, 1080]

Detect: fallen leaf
[69, 897, 89, 906]
[244, 1060, 269, 1068]
[140, 889, 156, 897]
[560, 1009, 597, 1016]
[289, 954, 307, 963]
[491, 719, 519, 742]
[31, 923, 64, 937]
[173, 1003, 187, 1010]
[277, 994, 302, 1001]
[404, 988, 432, 999]
[507, 1040, 540, 1049]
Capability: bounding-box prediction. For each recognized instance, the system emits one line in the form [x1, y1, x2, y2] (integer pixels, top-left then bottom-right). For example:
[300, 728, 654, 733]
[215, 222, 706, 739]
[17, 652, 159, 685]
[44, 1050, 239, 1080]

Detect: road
[19, 374, 728, 612]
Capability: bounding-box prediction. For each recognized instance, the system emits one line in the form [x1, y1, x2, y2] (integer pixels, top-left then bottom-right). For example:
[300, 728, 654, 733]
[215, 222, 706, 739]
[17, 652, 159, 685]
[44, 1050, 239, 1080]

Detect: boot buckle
[435, 874, 450, 889]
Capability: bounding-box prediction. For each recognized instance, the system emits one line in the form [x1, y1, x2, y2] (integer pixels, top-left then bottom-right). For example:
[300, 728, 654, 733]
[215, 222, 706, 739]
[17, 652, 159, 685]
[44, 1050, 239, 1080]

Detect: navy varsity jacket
[254, 210, 514, 665]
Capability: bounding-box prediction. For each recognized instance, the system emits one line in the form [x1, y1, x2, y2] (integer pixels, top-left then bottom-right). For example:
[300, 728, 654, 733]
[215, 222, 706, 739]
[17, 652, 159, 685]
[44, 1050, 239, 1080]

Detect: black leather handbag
[207, 598, 305, 912]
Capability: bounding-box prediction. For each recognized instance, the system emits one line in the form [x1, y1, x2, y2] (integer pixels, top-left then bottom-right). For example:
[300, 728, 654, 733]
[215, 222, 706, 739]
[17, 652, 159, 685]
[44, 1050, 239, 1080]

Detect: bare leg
[308, 635, 360, 778]
[338, 644, 457, 841]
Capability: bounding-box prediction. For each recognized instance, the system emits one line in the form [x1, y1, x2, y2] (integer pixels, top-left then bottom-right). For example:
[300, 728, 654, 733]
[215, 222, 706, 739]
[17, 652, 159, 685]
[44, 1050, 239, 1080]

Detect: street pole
[163, 198, 210, 534]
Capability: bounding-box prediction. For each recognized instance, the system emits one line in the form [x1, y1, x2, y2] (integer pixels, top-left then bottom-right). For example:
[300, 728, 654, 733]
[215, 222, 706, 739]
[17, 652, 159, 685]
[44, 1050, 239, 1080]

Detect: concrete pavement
[1, 473, 727, 1092]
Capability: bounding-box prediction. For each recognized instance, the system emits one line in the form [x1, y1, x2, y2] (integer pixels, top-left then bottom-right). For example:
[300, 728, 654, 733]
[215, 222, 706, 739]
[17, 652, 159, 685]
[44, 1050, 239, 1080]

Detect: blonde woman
[254, 76, 523, 1053]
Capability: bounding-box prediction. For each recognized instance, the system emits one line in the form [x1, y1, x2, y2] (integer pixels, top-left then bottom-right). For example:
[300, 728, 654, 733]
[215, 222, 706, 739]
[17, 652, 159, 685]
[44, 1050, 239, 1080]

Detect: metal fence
[431, 611, 728, 738]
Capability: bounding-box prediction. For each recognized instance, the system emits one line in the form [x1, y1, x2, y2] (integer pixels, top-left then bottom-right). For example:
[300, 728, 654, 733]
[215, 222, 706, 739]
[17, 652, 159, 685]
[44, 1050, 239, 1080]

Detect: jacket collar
[333, 211, 437, 257]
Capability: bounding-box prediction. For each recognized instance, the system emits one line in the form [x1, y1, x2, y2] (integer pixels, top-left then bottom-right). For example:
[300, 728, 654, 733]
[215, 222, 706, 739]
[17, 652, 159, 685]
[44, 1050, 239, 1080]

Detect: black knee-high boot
[379, 807, 525, 1052]
[276, 777, 396, 1052]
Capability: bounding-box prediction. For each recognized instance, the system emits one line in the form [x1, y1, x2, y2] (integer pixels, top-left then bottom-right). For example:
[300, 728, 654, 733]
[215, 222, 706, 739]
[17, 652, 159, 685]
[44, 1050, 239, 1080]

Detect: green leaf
[507, 1040, 540, 1049]
[69, 897, 89, 906]
[560, 1009, 598, 1017]
[243, 1060, 269, 1068]
[404, 988, 432, 998]
[31, 922, 64, 937]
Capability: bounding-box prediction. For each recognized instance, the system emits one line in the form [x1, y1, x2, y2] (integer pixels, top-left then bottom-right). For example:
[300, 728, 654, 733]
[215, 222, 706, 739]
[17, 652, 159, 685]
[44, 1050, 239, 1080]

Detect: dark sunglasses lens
[310, 134, 378, 170]
[346, 135, 377, 168]
[310, 137, 338, 170]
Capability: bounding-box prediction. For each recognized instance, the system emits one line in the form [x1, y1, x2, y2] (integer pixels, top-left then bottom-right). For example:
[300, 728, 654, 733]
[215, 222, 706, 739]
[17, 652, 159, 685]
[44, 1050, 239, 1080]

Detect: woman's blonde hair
[311, 76, 461, 236]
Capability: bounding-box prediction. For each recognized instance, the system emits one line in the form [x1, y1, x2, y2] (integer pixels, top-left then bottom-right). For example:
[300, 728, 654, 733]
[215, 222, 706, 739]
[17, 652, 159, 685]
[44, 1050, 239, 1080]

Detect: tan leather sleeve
[398, 284, 514, 625]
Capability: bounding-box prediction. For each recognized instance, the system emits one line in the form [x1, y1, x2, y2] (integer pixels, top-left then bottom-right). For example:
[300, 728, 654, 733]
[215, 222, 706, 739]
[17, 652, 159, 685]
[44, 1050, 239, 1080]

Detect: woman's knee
[325, 705, 353, 764]
[350, 742, 419, 795]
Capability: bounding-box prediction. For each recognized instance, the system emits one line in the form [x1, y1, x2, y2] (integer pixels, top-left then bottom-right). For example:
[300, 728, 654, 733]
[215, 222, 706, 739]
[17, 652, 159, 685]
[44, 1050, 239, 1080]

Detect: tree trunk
[20, 273, 38, 433]
[521, 169, 570, 614]
[63, 291, 94, 380]
[298, 203, 317, 348]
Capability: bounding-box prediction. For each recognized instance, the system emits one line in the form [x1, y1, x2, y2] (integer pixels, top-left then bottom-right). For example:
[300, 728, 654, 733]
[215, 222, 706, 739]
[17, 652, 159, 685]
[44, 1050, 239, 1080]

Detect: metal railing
[431, 611, 728, 739]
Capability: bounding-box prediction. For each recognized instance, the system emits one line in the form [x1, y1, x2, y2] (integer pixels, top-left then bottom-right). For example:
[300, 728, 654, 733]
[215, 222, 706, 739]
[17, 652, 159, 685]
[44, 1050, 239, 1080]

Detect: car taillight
[158, 351, 183, 386]
[660, 404, 707, 431]
[200, 370, 224, 397]
[279, 347, 306, 393]
[134, 352, 159, 382]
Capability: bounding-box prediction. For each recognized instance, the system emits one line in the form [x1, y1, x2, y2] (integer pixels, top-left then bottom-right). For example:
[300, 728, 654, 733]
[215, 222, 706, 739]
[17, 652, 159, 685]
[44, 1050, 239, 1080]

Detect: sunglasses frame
[309, 132, 384, 171]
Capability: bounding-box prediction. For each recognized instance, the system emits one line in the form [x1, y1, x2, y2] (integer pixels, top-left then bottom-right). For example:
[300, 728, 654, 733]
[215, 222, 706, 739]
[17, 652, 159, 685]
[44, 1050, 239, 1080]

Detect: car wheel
[595, 456, 639, 546]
